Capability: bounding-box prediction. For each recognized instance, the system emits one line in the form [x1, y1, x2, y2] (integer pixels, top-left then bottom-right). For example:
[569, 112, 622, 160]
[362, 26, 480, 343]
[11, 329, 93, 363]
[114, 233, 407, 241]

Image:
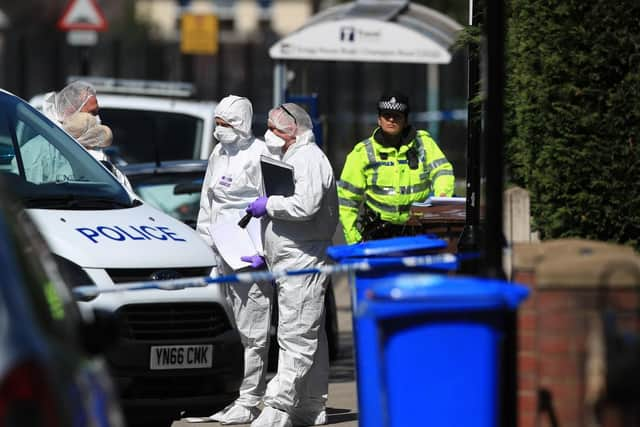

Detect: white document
[245, 215, 263, 254]
[412, 196, 467, 207]
[210, 215, 261, 271]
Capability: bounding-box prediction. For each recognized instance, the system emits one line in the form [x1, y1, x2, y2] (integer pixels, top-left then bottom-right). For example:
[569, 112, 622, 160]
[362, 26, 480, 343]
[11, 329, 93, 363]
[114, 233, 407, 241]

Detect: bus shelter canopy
[268, 0, 462, 64]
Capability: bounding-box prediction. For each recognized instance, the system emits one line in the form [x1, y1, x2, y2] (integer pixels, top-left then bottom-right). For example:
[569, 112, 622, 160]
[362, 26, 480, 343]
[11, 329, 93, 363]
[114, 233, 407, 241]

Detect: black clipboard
[260, 155, 295, 197]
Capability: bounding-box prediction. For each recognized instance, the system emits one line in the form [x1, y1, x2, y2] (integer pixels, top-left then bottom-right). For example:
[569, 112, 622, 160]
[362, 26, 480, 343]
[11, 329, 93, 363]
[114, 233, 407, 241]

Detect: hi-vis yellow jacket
[338, 127, 454, 244]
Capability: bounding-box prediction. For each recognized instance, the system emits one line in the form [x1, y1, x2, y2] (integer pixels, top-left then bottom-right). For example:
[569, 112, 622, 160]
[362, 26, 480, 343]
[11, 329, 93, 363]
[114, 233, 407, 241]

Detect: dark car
[0, 182, 125, 427]
[122, 160, 340, 363]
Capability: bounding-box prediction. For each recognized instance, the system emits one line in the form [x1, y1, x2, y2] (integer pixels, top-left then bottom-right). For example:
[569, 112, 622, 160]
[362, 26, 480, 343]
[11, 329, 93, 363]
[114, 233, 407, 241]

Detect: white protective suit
[252, 104, 338, 427]
[195, 95, 273, 424]
[39, 82, 135, 193]
[61, 111, 135, 194]
[10, 135, 73, 184]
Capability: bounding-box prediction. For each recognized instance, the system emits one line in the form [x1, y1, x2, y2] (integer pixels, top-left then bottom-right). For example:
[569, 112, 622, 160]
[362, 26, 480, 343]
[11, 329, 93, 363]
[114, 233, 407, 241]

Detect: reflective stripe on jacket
[337, 128, 454, 244]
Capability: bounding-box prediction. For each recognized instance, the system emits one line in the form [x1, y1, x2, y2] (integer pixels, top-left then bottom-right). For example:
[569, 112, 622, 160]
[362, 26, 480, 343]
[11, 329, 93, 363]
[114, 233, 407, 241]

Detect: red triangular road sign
[57, 0, 108, 32]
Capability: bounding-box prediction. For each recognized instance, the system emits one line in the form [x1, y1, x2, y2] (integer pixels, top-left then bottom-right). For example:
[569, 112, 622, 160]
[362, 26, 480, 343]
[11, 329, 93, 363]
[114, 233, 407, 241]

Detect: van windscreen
[0, 92, 134, 210]
[99, 109, 203, 165]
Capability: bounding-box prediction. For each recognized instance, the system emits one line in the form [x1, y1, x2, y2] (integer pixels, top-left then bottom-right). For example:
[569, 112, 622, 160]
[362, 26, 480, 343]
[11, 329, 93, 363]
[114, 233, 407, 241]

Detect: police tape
[72, 252, 461, 300]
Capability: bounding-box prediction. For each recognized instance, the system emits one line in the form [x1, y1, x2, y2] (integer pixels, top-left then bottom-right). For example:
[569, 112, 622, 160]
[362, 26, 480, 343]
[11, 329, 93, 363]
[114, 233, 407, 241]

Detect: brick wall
[511, 239, 640, 427]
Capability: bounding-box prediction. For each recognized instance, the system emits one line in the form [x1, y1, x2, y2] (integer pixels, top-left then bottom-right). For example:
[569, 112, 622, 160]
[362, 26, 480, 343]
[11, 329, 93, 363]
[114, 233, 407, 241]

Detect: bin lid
[339, 254, 458, 271]
[327, 234, 447, 261]
[366, 273, 529, 310]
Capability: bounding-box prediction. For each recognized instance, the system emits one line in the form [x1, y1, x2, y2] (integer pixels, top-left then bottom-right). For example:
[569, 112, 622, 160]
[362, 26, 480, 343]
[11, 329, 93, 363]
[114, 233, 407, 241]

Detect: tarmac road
[170, 273, 359, 427]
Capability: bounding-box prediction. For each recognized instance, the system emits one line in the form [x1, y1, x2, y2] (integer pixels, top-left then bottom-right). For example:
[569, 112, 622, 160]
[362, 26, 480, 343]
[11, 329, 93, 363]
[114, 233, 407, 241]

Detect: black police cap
[377, 92, 410, 115]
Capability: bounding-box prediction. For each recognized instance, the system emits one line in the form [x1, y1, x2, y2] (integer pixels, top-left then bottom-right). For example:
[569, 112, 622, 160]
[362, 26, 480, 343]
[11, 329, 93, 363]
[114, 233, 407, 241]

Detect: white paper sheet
[412, 196, 467, 207]
[244, 215, 263, 254]
[210, 216, 260, 270]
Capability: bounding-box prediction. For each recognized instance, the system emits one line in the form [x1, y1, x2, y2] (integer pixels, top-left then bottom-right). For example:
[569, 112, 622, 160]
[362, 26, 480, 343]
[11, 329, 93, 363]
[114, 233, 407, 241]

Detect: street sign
[67, 30, 98, 46]
[57, 0, 108, 32]
[180, 13, 218, 55]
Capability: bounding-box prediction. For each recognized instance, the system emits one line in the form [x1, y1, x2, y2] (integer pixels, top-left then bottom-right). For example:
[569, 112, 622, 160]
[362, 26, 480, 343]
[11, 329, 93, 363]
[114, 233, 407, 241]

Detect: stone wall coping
[535, 251, 640, 288]
[511, 238, 636, 272]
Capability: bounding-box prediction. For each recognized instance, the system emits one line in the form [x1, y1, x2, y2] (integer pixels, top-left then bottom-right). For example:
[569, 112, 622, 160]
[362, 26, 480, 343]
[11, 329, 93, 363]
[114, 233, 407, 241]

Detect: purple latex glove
[246, 196, 268, 218]
[240, 254, 266, 269]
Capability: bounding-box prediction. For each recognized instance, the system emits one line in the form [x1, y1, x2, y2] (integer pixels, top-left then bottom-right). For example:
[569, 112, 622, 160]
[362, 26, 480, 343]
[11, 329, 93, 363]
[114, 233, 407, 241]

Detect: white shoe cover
[250, 406, 292, 427]
[291, 408, 327, 426]
[208, 404, 231, 422]
[210, 403, 260, 425]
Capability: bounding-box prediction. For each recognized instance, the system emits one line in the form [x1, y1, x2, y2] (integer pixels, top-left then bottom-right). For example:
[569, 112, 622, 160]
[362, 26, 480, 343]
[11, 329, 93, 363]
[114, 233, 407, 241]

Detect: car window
[100, 109, 203, 164]
[129, 171, 204, 228]
[0, 93, 134, 209]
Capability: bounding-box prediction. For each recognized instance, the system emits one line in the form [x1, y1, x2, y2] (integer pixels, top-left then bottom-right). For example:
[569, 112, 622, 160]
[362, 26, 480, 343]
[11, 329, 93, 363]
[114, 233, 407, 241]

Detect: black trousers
[360, 220, 423, 242]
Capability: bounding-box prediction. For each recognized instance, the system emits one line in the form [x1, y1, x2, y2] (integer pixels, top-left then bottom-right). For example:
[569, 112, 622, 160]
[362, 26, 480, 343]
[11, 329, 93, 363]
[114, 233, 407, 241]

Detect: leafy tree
[505, 1, 640, 248]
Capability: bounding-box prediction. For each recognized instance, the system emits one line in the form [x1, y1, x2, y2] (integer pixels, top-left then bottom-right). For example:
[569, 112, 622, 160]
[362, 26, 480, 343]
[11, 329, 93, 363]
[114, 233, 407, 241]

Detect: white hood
[214, 95, 253, 138]
[27, 204, 215, 269]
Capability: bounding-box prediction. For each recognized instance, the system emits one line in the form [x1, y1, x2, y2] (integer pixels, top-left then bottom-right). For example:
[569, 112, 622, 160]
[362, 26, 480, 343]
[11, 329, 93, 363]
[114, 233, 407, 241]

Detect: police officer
[338, 92, 455, 244]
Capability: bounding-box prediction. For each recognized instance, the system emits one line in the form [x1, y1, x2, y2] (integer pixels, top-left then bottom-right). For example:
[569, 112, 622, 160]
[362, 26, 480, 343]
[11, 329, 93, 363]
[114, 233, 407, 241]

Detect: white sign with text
[269, 18, 451, 64]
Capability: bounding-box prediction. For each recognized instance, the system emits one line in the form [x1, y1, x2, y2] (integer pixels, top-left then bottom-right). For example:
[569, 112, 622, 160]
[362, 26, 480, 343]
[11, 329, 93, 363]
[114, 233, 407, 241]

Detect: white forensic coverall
[60, 111, 135, 194]
[38, 84, 135, 193]
[196, 95, 273, 424]
[252, 104, 338, 427]
[11, 135, 73, 184]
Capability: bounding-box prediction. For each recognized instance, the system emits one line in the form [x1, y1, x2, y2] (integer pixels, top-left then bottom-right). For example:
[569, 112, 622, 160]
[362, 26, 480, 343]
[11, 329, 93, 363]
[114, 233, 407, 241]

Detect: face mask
[264, 129, 286, 150]
[214, 126, 240, 147]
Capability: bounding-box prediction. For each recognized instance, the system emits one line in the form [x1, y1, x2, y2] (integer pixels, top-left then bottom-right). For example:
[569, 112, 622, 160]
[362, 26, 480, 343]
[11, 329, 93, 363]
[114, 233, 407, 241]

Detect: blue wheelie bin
[327, 235, 458, 427]
[357, 274, 529, 427]
[327, 234, 455, 310]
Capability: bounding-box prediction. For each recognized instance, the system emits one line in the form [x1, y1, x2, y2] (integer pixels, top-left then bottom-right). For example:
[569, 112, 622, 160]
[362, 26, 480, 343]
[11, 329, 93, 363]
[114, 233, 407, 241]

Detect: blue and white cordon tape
[72, 253, 461, 300]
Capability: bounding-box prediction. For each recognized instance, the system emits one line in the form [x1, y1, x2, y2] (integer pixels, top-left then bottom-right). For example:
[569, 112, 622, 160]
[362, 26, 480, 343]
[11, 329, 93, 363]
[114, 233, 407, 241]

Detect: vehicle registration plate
[149, 345, 213, 370]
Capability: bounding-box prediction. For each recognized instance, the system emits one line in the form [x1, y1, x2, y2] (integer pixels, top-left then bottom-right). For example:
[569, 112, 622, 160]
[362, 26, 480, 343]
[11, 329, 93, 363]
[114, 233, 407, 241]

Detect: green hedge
[505, 1, 640, 248]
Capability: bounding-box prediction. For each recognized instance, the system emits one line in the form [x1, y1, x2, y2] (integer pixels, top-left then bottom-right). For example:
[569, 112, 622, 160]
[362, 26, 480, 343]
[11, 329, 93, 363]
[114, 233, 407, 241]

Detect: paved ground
[171, 274, 359, 427]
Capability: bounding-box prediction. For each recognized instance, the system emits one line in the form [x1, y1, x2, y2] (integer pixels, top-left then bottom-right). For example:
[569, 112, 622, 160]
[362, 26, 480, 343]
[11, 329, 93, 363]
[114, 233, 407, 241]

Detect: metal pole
[457, 0, 483, 272]
[79, 47, 90, 76]
[273, 60, 286, 107]
[17, 35, 27, 102]
[181, 53, 194, 84]
[112, 39, 121, 78]
[245, 42, 254, 101]
[427, 63, 440, 141]
[215, 42, 224, 101]
[484, 0, 505, 280]
[484, 4, 516, 427]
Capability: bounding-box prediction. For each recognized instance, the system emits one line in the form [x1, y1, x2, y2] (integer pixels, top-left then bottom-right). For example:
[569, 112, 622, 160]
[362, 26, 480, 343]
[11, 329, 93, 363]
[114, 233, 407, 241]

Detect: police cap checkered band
[377, 93, 409, 114]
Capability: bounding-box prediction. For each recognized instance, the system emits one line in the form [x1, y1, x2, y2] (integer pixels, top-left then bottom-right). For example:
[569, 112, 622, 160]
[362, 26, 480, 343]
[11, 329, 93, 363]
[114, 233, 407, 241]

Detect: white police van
[30, 77, 218, 165]
[0, 89, 243, 423]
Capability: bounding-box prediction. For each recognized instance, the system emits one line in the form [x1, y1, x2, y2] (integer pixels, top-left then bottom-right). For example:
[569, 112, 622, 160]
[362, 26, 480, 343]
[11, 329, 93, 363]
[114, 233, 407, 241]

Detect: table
[407, 204, 467, 253]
